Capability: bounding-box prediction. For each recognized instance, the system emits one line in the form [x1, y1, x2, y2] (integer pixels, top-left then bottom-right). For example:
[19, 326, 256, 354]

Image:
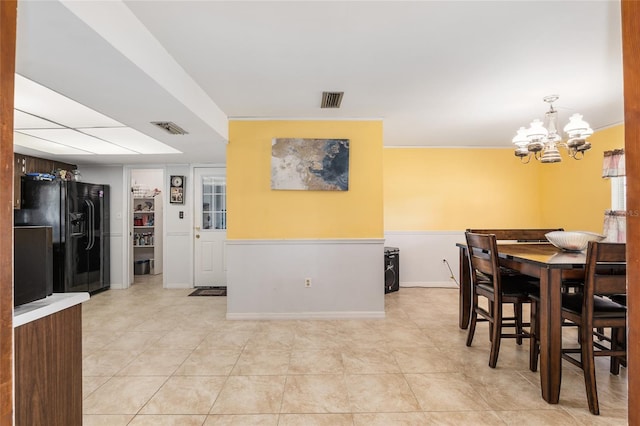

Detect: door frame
[123, 165, 167, 289]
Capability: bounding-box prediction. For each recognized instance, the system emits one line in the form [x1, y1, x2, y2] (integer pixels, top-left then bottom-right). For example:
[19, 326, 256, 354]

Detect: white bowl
[545, 231, 606, 252]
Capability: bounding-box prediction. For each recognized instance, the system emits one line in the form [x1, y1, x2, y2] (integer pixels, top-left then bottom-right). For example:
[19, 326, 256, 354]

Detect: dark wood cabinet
[13, 153, 76, 209]
[15, 304, 83, 426]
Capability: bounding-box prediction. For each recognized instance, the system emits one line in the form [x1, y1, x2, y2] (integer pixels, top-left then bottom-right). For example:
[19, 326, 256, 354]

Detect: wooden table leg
[459, 246, 471, 329]
[538, 267, 562, 404]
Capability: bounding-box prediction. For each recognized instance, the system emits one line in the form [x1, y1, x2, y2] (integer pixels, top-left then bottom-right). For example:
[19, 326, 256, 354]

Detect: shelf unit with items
[132, 193, 162, 274]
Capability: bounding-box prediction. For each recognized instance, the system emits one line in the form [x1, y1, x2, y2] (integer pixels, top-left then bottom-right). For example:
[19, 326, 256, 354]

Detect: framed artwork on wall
[271, 138, 349, 191]
[170, 175, 185, 204]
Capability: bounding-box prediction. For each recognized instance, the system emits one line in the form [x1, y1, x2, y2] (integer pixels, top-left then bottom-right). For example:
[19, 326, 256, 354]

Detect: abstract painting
[271, 138, 349, 191]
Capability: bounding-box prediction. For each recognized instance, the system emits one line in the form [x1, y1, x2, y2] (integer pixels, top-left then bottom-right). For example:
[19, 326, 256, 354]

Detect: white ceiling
[14, 0, 624, 166]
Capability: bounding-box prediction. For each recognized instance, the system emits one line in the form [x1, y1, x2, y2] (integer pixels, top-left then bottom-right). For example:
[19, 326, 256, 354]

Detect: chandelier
[512, 95, 593, 163]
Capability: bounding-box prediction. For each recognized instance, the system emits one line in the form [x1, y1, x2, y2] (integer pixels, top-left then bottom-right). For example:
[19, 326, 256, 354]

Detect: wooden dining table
[456, 242, 586, 404]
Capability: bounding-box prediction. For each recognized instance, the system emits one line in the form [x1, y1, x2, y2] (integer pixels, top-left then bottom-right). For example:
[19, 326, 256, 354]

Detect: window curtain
[603, 210, 626, 243]
[602, 149, 625, 177]
[602, 149, 626, 242]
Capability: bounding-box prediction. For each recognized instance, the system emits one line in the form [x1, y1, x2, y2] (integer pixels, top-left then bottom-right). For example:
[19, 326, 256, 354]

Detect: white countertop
[14, 293, 90, 328]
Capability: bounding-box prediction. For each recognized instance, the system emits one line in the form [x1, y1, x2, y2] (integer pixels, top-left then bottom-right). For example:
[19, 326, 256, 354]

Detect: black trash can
[134, 259, 150, 275]
[384, 246, 400, 293]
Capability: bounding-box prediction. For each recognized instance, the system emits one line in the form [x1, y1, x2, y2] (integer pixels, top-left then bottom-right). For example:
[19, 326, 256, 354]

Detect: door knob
[196, 234, 200, 239]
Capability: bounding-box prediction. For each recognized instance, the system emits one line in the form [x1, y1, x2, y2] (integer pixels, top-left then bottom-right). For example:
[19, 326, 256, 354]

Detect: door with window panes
[194, 168, 226, 286]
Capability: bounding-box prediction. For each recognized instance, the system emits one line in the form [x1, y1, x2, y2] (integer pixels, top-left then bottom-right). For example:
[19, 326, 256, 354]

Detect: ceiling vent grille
[321, 91, 344, 108]
[151, 121, 188, 135]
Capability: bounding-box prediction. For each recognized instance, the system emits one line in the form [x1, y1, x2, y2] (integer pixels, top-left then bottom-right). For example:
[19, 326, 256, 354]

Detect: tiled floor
[82, 275, 628, 425]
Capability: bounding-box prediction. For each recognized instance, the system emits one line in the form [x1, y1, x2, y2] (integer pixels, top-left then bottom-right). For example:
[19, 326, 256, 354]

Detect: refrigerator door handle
[89, 199, 96, 251]
[85, 199, 95, 251]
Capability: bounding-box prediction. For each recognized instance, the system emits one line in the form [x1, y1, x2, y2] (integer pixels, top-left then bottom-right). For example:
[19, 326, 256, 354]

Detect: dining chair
[467, 228, 586, 295]
[557, 241, 626, 415]
[466, 228, 563, 242]
[465, 232, 540, 368]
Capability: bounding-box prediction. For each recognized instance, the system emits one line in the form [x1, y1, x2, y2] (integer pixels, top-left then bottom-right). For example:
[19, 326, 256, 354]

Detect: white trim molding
[227, 311, 386, 321]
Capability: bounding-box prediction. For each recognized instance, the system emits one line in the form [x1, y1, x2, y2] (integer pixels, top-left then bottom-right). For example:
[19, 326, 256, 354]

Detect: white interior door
[194, 167, 227, 287]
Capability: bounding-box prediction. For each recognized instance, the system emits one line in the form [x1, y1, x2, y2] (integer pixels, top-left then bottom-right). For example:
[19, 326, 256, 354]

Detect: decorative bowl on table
[545, 231, 606, 252]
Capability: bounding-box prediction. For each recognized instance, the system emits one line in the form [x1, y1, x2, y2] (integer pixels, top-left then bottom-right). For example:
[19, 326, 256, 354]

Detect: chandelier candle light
[512, 95, 594, 163]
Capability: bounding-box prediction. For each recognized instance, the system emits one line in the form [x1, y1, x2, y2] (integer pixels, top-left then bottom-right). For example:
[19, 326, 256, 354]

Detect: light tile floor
[82, 275, 628, 425]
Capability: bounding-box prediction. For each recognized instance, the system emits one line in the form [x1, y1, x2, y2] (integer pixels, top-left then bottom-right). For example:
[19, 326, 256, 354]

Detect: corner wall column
[0, 0, 17, 423]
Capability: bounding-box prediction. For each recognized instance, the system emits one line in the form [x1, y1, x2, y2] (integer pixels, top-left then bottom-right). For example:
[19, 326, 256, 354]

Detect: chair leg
[488, 303, 494, 342]
[489, 302, 502, 368]
[619, 326, 627, 368]
[581, 325, 600, 415]
[514, 302, 523, 345]
[577, 325, 582, 344]
[529, 299, 539, 372]
[610, 326, 624, 375]
[466, 310, 477, 347]
[466, 294, 479, 347]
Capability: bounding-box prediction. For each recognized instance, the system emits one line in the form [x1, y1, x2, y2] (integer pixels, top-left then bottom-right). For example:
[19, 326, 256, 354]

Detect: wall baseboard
[227, 311, 385, 320]
[165, 282, 192, 289]
[400, 281, 458, 289]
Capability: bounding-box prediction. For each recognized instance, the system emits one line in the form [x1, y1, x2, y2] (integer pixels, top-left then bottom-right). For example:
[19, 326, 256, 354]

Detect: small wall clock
[170, 175, 185, 204]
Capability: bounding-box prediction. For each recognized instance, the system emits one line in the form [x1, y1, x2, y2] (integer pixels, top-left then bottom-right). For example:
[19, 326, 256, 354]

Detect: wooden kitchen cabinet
[15, 304, 83, 426]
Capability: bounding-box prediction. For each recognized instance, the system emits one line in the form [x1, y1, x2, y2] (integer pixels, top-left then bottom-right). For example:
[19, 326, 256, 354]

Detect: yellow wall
[227, 120, 384, 239]
[227, 120, 622, 236]
[383, 148, 543, 230]
[383, 125, 624, 232]
[539, 125, 624, 232]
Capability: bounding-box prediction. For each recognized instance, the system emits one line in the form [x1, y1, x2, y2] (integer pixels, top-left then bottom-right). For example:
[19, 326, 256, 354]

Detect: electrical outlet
[304, 278, 312, 288]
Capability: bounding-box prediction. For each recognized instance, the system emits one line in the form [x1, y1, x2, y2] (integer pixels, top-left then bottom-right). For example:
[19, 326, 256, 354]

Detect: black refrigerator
[15, 178, 110, 294]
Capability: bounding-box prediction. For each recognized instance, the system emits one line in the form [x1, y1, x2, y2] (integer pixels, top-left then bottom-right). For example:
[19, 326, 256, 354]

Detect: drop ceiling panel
[14, 74, 122, 128]
[13, 132, 91, 155]
[18, 129, 138, 155]
[80, 127, 182, 154]
[14, 110, 64, 129]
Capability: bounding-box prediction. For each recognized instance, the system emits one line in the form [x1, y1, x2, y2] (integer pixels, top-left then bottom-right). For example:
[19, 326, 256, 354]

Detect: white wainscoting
[107, 233, 125, 289]
[164, 232, 193, 289]
[226, 239, 386, 320]
[383, 231, 464, 288]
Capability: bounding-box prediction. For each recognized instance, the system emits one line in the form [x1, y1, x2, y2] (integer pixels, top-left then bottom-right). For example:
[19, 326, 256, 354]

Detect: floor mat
[188, 286, 227, 296]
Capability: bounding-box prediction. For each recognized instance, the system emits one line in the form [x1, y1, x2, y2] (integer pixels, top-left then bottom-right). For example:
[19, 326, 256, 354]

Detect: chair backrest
[584, 241, 627, 301]
[465, 232, 501, 293]
[466, 228, 564, 242]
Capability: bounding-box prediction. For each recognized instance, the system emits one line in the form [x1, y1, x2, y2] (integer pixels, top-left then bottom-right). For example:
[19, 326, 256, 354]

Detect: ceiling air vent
[151, 121, 188, 135]
[321, 91, 344, 108]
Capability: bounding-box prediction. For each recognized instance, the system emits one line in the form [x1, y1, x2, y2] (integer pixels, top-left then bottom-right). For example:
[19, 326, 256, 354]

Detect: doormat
[188, 286, 227, 297]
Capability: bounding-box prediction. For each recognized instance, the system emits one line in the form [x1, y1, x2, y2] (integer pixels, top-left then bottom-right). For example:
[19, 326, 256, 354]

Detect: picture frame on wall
[271, 138, 349, 191]
[170, 175, 185, 204]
